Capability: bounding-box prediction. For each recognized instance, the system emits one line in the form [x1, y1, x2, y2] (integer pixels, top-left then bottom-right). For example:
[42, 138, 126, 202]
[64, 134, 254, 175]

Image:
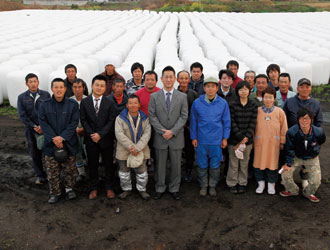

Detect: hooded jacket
[115, 108, 151, 160]
[190, 94, 231, 145]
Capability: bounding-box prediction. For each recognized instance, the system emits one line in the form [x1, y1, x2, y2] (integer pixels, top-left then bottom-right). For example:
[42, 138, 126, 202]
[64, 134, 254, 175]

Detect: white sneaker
[302, 180, 309, 189]
[256, 180, 265, 194]
[268, 182, 276, 195]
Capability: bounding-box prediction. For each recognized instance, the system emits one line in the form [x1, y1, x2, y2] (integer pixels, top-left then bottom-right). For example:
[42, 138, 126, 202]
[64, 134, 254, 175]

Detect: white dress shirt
[162, 88, 174, 102]
[92, 95, 103, 111]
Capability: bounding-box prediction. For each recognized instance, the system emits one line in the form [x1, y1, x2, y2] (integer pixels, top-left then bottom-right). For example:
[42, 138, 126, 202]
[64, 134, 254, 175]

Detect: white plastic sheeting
[0, 10, 329, 106]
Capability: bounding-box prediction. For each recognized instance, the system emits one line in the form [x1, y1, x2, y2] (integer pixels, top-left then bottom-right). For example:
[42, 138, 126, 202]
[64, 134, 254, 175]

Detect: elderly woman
[226, 81, 258, 194]
[254, 87, 288, 195]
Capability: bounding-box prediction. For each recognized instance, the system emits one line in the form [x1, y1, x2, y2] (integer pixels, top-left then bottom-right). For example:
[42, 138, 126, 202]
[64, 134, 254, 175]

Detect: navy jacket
[285, 124, 326, 166]
[189, 74, 205, 96]
[283, 95, 323, 128]
[38, 96, 79, 156]
[17, 89, 50, 131]
[18, 89, 50, 142]
[108, 93, 128, 118]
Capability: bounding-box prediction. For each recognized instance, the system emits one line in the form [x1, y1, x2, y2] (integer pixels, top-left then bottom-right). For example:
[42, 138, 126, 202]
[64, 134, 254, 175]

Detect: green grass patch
[0, 100, 18, 119]
[311, 84, 330, 102]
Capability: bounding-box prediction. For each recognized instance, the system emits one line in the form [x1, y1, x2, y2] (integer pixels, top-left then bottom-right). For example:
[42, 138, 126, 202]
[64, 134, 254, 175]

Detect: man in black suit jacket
[80, 75, 116, 200]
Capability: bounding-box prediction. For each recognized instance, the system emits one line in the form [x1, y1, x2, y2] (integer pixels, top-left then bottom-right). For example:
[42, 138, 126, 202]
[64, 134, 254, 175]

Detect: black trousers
[86, 140, 115, 191]
[184, 126, 195, 171]
[26, 130, 46, 178]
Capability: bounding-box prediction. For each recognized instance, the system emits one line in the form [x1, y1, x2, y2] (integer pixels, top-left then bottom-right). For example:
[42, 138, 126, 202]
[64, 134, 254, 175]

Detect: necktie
[166, 92, 171, 113]
[95, 98, 99, 116]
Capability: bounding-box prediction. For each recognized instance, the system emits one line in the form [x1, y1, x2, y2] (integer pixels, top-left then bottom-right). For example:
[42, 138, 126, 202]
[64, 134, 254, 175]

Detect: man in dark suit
[149, 66, 188, 200]
[80, 75, 116, 200]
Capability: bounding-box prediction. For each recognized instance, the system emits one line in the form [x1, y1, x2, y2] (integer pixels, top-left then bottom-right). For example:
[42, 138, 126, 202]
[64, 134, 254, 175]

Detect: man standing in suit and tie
[80, 75, 116, 200]
[148, 66, 188, 200]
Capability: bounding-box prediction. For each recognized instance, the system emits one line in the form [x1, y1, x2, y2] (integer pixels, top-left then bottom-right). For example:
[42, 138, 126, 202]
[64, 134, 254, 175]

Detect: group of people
[17, 59, 326, 204]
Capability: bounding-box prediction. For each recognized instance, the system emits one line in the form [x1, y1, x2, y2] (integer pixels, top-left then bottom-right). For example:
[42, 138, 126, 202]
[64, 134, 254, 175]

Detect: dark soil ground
[0, 102, 330, 250]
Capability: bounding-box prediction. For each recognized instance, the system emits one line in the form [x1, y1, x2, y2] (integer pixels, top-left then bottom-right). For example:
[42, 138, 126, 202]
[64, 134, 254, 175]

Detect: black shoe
[238, 185, 246, 194]
[48, 194, 60, 204]
[65, 190, 77, 200]
[153, 192, 163, 200]
[230, 186, 238, 194]
[76, 175, 86, 182]
[171, 192, 180, 200]
[184, 170, 192, 183]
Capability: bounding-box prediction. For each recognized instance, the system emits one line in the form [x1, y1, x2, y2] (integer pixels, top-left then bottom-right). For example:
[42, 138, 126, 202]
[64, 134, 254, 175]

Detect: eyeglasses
[299, 117, 311, 121]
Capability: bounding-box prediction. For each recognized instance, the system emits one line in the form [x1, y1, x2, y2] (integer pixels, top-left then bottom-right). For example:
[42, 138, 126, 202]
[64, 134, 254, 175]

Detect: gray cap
[203, 77, 219, 86]
[297, 78, 311, 86]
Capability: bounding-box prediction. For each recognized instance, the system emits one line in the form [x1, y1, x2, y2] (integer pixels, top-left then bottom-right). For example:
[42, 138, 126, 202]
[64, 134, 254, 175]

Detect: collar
[163, 88, 174, 95]
[262, 105, 275, 113]
[93, 95, 103, 102]
[204, 94, 217, 104]
[178, 86, 189, 93]
[221, 85, 230, 95]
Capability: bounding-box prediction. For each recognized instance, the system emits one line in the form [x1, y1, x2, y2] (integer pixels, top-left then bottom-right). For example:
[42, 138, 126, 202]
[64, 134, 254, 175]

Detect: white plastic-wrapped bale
[37, 58, 66, 69]
[6, 70, 35, 108]
[47, 70, 66, 93]
[22, 63, 54, 92]
[284, 62, 313, 90]
[0, 64, 20, 99]
[302, 57, 330, 85]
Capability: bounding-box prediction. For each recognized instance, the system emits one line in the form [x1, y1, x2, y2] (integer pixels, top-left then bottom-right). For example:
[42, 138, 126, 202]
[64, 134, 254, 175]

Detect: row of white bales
[0, 10, 330, 108]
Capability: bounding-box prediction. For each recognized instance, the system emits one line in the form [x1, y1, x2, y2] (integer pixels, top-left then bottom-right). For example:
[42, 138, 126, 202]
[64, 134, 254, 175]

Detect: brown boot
[89, 190, 98, 200]
[106, 189, 115, 199]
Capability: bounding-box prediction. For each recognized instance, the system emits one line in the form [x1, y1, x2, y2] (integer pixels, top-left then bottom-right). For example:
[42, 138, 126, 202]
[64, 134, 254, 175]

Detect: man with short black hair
[249, 74, 278, 107]
[17, 73, 50, 185]
[276, 73, 296, 109]
[149, 66, 188, 200]
[39, 78, 80, 204]
[71, 78, 87, 181]
[226, 60, 243, 89]
[108, 78, 128, 118]
[80, 75, 117, 200]
[217, 69, 237, 105]
[101, 61, 125, 97]
[280, 107, 326, 203]
[189, 62, 205, 95]
[64, 64, 88, 97]
[266, 64, 281, 90]
[115, 94, 151, 200]
[135, 71, 161, 116]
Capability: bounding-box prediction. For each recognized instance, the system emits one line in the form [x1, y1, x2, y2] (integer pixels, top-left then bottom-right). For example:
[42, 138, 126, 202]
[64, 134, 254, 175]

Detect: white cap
[104, 60, 114, 68]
